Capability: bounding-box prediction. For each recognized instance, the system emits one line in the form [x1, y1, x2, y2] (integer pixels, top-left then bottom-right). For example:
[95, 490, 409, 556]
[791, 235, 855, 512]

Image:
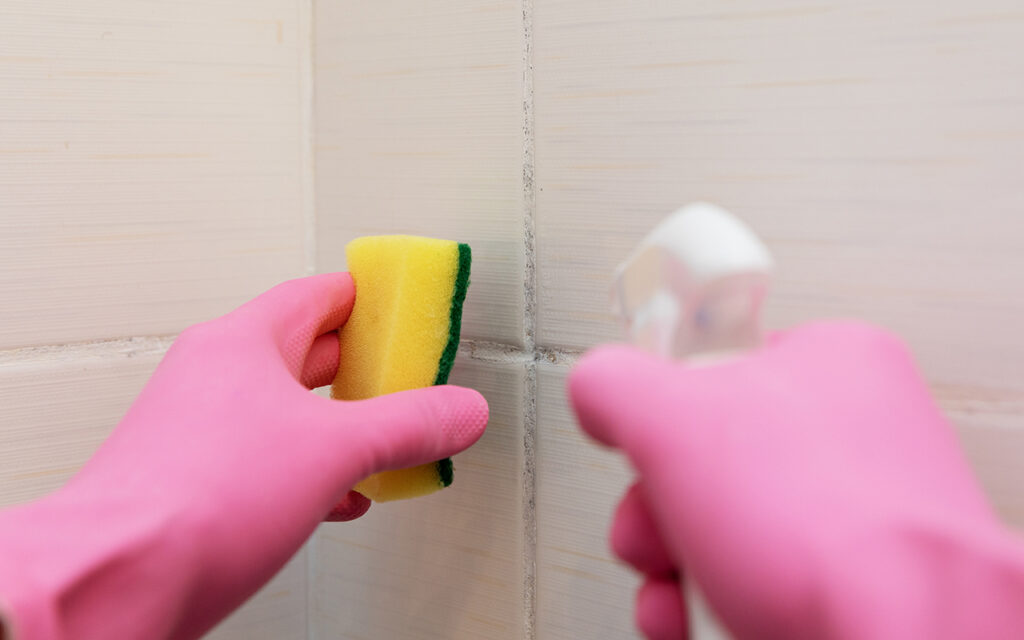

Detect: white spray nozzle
[612, 203, 774, 360]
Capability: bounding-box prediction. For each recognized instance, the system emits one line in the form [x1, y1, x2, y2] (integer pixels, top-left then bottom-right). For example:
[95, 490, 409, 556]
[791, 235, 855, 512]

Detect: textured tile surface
[0, 342, 165, 508]
[533, 2, 1024, 401]
[535, 363, 640, 639]
[315, 1, 526, 346]
[0, 1, 309, 348]
[310, 356, 525, 639]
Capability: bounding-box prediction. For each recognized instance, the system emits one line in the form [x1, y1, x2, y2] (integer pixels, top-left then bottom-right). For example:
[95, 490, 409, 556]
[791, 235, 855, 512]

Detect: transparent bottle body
[612, 204, 772, 362]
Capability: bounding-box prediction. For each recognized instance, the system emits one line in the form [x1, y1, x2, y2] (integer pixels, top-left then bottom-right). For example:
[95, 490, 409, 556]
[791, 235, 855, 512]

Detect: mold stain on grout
[457, 340, 581, 367]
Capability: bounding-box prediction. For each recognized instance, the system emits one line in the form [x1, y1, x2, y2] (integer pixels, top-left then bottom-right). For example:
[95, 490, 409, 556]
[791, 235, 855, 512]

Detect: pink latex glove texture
[0, 273, 489, 640]
[569, 322, 1024, 640]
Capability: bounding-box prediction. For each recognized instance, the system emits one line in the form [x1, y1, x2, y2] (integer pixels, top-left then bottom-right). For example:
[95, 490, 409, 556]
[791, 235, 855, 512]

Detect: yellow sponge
[331, 235, 471, 502]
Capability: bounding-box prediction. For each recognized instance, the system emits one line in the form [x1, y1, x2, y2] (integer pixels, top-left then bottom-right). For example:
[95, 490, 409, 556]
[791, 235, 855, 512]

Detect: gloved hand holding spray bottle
[569, 204, 1024, 639]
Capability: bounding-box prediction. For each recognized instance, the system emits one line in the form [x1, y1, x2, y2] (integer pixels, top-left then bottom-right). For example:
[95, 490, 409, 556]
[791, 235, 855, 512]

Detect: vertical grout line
[520, 0, 538, 638]
[521, 0, 537, 355]
[523, 361, 538, 640]
[300, 3, 318, 638]
[300, 0, 317, 277]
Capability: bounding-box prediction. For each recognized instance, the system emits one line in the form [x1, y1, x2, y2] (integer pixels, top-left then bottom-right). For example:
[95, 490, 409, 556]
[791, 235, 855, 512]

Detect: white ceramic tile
[0, 1, 310, 348]
[310, 356, 524, 639]
[535, 363, 640, 639]
[0, 342, 166, 508]
[533, 2, 1024, 417]
[206, 546, 308, 640]
[314, 1, 526, 346]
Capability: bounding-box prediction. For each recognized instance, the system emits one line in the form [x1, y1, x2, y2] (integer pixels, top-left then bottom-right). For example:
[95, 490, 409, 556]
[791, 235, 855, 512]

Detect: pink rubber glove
[569, 322, 1024, 640]
[0, 273, 488, 640]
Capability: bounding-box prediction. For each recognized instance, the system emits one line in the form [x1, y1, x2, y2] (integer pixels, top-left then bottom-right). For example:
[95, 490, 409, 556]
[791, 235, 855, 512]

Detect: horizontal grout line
[0, 335, 583, 368]
[0, 335, 176, 365]
[458, 340, 582, 367]
[458, 340, 531, 363]
[535, 345, 584, 367]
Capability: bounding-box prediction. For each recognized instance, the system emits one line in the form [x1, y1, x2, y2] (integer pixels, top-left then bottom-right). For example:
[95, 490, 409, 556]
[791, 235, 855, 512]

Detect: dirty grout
[458, 340, 581, 367]
[520, 0, 538, 637]
[0, 335, 176, 365]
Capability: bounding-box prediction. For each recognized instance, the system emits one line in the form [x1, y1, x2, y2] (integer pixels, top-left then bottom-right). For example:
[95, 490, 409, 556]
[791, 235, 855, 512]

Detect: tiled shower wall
[3, 2, 1024, 639]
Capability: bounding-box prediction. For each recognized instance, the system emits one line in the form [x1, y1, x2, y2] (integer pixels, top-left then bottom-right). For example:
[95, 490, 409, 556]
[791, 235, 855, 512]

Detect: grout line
[0, 335, 578, 368]
[534, 345, 581, 367]
[459, 340, 530, 364]
[0, 335, 176, 365]
[300, 0, 317, 278]
[522, 358, 538, 640]
[520, 0, 538, 637]
[521, 5, 537, 354]
[457, 340, 581, 367]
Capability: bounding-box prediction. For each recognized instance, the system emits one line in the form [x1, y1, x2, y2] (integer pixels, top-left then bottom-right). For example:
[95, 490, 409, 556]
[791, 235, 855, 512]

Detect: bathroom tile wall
[0, 1, 312, 349]
[315, 1, 527, 346]
[4, 2, 1024, 639]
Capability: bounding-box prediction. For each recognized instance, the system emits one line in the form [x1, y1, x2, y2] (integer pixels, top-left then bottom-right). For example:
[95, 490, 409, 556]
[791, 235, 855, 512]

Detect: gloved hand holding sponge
[0, 236, 486, 640]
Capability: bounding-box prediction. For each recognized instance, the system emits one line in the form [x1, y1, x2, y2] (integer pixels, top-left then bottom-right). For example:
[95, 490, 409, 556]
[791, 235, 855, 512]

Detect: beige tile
[0, 341, 166, 508]
[207, 546, 308, 640]
[535, 363, 639, 639]
[954, 424, 1024, 531]
[0, 1, 310, 348]
[532, 2, 1024, 419]
[939, 382, 1024, 529]
[310, 356, 524, 639]
[315, 1, 526, 346]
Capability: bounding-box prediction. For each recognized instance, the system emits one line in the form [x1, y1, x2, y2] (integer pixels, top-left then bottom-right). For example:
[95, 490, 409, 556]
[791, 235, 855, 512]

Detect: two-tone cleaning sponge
[331, 235, 471, 502]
